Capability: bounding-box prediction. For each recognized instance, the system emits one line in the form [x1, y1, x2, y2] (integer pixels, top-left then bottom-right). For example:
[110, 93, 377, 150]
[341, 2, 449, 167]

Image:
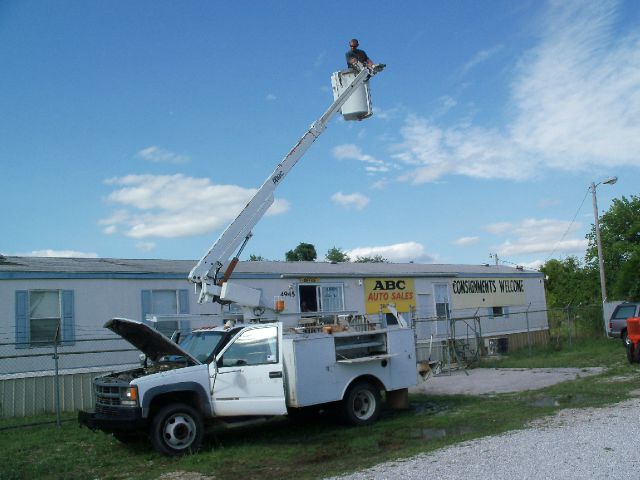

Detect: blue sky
[1, 0, 638, 269]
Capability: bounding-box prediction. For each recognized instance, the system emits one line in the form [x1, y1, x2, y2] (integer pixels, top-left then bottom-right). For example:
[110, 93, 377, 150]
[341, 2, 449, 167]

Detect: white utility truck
[79, 62, 419, 456]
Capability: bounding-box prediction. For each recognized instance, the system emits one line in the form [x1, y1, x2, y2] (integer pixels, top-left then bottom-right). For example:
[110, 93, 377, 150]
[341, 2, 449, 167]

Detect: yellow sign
[451, 278, 525, 309]
[300, 277, 320, 283]
[364, 278, 416, 314]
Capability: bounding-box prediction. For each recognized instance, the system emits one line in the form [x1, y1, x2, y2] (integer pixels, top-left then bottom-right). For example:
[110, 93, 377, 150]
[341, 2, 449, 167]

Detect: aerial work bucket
[331, 69, 373, 121]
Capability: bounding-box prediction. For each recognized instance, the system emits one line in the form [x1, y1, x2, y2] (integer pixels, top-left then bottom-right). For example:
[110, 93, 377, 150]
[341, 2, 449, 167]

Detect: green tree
[285, 242, 317, 262]
[353, 254, 388, 263]
[585, 195, 640, 301]
[248, 254, 266, 261]
[539, 257, 598, 307]
[326, 246, 350, 262]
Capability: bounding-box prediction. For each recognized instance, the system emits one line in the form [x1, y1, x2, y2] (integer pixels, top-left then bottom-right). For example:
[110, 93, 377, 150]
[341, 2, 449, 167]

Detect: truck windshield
[178, 331, 226, 363]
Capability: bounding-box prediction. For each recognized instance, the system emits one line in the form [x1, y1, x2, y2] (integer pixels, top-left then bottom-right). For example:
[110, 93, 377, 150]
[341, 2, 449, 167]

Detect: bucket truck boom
[189, 63, 385, 308]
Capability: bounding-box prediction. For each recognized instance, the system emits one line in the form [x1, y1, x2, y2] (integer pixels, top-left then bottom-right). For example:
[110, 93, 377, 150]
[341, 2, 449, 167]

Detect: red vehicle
[625, 317, 640, 363]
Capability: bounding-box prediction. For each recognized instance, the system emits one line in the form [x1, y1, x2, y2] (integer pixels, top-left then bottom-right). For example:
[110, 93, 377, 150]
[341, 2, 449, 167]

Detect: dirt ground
[410, 367, 605, 395]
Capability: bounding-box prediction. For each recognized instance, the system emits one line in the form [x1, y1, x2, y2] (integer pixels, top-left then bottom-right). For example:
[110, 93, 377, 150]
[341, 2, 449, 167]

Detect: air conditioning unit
[485, 337, 508, 355]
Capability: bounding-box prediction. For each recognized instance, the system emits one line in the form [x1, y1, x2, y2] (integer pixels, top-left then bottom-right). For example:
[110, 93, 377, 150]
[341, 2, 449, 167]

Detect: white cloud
[371, 179, 389, 190]
[520, 259, 544, 271]
[392, 2, 640, 183]
[453, 236, 480, 246]
[17, 250, 99, 258]
[136, 241, 156, 252]
[331, 192, 370, 210]
[266, 93, 277, 101]
[538, 198, 561, 208]
[346, 241, 434, 263]
[313, 51, 326, 68]
[462, 45, 503, 73]
[510, 1, 640, 170]
[332, 144, 391, 174]
[100, 174, 289, 239]
[484, 222, 515, 235]
[434, 96, 458, 117]
[486, 218, 588, 257]
[137, 146, 190, 164]
[392, 116, 534, 183]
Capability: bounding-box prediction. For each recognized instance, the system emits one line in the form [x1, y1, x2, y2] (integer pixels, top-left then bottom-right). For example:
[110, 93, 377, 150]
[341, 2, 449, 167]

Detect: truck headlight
[120, 386, 138, 407]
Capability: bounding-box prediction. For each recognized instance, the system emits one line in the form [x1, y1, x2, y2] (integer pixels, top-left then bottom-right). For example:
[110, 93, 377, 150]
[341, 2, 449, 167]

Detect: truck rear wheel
[341, 381, 381, 426]
[150, 403, 203, 456]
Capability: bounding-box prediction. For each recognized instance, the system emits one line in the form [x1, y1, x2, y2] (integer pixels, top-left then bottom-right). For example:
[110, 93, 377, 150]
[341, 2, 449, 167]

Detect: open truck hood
[105, 317, 201, 365]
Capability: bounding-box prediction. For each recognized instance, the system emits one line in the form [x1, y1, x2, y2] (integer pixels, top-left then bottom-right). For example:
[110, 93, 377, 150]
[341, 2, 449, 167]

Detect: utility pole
[590, 176, 617, 336]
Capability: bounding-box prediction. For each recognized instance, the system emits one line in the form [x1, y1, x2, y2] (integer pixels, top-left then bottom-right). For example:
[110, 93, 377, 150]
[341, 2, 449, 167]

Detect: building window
[15, 289, 75, 348]
[298, 284, 345, 313]
[489, 306, 509, 319]
[141, 289, 190, 337]
[434, 284, 450, 319]
[29, 290, 61, 344]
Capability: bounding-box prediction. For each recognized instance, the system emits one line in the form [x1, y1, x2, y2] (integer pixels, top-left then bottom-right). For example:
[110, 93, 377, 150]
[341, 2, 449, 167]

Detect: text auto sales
[367, 280, 414, 301]
[452, 279, 524, 295]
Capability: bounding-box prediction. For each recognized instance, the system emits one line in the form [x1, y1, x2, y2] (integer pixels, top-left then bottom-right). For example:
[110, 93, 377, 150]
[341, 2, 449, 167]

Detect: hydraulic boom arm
[189, 63, 384, 305]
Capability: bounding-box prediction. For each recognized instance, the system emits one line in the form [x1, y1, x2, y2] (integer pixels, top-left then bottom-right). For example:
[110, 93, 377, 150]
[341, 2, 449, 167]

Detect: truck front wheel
[341, 381, 381, 426]
[150, 403, 203, 456]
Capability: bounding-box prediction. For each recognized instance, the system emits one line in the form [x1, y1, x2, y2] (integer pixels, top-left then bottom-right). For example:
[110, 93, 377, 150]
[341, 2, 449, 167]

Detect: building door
[298, 284, 345, 313]
[434, 283, 451, 339]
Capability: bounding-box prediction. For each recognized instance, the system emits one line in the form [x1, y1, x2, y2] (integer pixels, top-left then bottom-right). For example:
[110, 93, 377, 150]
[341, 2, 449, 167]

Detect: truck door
[211, 324, 287, 416]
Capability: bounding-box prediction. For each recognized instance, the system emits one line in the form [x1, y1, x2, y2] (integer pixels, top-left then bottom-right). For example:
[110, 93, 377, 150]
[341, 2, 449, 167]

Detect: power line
[545, 186, 590, 262]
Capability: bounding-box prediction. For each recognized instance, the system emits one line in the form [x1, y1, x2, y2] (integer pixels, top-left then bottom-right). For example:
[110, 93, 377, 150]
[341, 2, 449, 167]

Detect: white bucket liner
[331, 69, 373, 121]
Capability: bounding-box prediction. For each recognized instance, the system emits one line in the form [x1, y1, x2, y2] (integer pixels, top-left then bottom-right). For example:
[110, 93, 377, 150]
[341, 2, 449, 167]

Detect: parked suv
[608, 302, 640, 344]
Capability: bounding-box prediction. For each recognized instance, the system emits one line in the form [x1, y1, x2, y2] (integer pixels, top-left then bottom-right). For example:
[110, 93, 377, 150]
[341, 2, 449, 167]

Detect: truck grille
[95, 383, 122, 407]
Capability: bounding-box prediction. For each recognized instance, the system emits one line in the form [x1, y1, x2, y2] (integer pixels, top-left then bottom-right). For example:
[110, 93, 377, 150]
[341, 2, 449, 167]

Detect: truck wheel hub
[163, 414, 195, 449]
[353, 390, 375, 419]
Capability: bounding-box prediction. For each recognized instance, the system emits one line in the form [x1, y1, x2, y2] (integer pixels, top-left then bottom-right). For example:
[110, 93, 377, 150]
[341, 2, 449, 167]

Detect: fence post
[525, 303, 532, 356]
[54, 324, 61, 427]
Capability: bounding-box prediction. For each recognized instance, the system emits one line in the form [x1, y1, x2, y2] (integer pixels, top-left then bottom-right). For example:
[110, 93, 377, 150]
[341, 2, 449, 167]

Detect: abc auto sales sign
[364, 278, 416, 314]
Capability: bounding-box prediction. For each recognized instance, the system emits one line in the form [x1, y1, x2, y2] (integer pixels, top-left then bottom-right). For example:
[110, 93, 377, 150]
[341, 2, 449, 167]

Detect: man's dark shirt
[346, 48, 370, 68]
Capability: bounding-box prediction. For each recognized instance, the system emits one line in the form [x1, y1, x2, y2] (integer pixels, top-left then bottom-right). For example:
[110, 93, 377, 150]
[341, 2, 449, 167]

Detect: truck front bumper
[78, 408, 147, 433]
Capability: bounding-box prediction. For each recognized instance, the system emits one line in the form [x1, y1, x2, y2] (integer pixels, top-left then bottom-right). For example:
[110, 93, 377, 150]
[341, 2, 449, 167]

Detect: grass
[480, 336, 621, 368]
[1, 337, 638, 480]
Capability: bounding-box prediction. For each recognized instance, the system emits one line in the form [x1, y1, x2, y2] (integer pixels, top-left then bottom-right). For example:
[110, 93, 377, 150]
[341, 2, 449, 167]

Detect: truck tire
[149, 403, 203, 456]
[341, 381, 381, 426]
[627, 342, 635, 363]
[634, 344, 640, 364]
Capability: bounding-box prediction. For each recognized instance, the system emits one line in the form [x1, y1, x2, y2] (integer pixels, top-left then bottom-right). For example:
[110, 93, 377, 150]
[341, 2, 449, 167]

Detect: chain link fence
[411, 304, 606, 371]
[0, 304, 609, 428]
[0, 330, 139, 427]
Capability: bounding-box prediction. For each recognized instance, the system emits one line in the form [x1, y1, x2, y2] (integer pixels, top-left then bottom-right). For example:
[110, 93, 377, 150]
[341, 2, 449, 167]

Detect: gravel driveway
[328, 397, 640, 479]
